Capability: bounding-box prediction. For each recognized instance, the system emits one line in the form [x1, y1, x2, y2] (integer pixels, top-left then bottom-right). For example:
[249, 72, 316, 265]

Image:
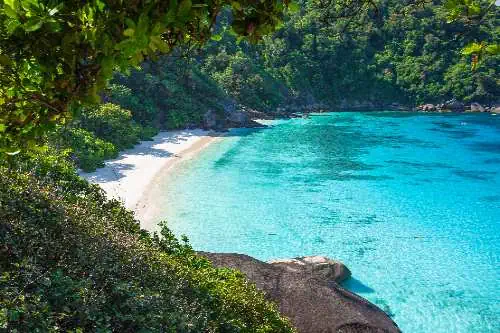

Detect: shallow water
[151, 112, 500, 332]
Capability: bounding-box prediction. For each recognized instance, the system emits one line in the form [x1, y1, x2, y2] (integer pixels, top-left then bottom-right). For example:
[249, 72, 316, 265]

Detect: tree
[0, 0, 294, 152]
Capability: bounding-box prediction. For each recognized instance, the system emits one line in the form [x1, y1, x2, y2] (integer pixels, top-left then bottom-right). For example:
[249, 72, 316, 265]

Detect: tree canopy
[0, 0, 294, 152]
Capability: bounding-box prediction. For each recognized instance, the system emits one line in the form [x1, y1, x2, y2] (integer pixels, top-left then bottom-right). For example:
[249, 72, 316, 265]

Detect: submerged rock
[199, 252, 400, 333]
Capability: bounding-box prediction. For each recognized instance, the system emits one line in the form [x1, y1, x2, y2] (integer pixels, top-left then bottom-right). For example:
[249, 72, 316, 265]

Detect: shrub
[80, 103, 143, 150]
[139, 125, 159, 141]
[0, 152, 295, 332]
[58, 127, 118, 172]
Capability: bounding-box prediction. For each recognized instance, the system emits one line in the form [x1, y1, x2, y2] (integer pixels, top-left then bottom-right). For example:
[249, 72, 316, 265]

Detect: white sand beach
[81, 129, 220, 221]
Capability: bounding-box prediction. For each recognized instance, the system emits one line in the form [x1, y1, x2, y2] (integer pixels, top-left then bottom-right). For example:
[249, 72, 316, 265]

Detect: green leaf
[95, 0, 106, 12]
[231, 2, 242, 11]
[163, 8, 177, 24]
[125, 18, 136, 29]
[123, 28, 135, 37]
[23, 18, 43, 32]
[288, 1, 300, 13]
[211, 34, 222, 41]
[462, 42, 483, 55]
[150, 36, 170, 53]
[4, 0, 18, 11]
[100, 56, 114, 78]
[485, 44, 500, 55]
[3, 5, 19, 19]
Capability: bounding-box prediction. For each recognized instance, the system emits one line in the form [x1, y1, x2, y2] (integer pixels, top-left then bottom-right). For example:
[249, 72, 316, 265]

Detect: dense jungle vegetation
[0, 0, 498, 331]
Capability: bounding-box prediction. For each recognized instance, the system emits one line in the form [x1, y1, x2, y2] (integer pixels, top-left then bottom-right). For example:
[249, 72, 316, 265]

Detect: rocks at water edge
[203, 105, 267, 130]
[199, 252, 401, 333]
[443, 99, 465, 111]
[416, 100, 500, 113]
[470, 102, 486, 112]
[419, 104, 437, 112]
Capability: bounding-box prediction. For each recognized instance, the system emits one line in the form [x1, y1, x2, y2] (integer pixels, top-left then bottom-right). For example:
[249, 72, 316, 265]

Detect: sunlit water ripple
[149, 112, 500, 332]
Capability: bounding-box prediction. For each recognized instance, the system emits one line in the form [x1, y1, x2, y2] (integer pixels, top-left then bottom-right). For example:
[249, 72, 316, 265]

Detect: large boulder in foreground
[199, 252, 400, 333]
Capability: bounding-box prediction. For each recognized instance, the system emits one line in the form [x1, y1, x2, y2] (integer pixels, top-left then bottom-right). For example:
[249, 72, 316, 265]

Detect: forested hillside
[106, 0, 499, 123]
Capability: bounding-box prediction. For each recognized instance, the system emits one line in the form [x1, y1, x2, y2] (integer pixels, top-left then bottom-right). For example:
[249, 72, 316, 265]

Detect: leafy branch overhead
[0, 0, 294, 151]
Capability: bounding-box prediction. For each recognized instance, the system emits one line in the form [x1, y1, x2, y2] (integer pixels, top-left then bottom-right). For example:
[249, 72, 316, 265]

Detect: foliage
[0, 0, 293, 151]
[55, 127, 118, 172]
[109, 54, 228, 130]
[0, 150, 295, 332]
[79, 103, 145, 150]
[245, 0, 499, 105]
[202, 48, 288, 111]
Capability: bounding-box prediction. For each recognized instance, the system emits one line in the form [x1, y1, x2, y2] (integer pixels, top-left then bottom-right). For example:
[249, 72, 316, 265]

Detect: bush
[58, 127, 118, 172]
[0, 152, 294, 332]
[80, 103, 143, 150]
[139, 125, 159, 141]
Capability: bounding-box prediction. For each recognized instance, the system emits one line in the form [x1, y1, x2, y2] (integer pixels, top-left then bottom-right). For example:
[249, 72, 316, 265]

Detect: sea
[148, 112, 500, 332]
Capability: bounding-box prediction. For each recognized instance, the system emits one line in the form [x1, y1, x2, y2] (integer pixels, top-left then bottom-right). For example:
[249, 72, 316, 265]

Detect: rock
[443, 99, 465, 111]
[270, 255, 351, 283]
[199, 252, 400, 333]
[388, 103, 410, 111]
[227, 110, 250, 125]
[491, 106, 500, 114]
[203, 109, 218, 130]
[420, 104, 436, 112]
[246, 108, 275, 120]
[470, 102, 485, 112]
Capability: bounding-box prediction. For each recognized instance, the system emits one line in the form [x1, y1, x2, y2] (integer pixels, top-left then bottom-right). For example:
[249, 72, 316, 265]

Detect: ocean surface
[150, 112, 500, 332]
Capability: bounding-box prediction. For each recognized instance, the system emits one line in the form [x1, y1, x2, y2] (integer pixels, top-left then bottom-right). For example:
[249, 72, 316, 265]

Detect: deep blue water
[150, 112, 500, 332]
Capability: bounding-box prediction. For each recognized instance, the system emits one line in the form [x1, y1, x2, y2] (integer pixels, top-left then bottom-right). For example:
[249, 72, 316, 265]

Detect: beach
[80, 129, 220, 226]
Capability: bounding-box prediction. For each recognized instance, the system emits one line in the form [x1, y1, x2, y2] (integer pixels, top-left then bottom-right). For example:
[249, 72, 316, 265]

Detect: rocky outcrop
[443, 98, 464, 111]
[269, 255, 352, 284]
[203, 109, 218, 130]
[419, 104, 437, 112]
[199, 252, 400, 333]
[470, 102, 485, 112]
[416, 99, 499, 113]
[225, 109, 265, 128]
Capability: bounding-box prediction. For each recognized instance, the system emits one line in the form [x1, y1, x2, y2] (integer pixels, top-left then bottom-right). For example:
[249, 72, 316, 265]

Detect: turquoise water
[151, 112, 500, 332]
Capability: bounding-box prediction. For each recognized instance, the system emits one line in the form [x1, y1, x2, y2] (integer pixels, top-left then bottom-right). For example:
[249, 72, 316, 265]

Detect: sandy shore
[81, 129, 220, 222]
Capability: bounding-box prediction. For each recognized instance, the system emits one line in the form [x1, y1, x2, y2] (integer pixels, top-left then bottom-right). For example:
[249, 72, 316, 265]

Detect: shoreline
[80, 129, 222, 227]
[135, 132, 224, 228]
